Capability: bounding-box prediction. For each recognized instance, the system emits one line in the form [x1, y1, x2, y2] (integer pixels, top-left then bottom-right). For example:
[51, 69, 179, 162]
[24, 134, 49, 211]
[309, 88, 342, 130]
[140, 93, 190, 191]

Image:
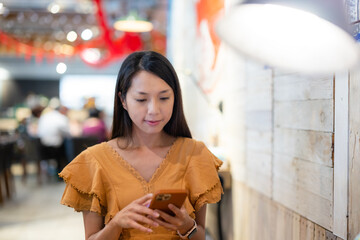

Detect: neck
[130, 130, 170, 148]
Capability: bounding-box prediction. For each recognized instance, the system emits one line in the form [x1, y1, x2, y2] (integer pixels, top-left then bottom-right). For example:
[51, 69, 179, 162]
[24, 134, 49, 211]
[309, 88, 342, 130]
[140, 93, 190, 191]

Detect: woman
[59, 51, 223, 239]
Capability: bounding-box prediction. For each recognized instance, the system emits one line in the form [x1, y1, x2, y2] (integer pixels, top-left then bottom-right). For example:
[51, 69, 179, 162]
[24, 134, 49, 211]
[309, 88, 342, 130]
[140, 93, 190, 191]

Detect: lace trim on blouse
[103, 138, 181, 185]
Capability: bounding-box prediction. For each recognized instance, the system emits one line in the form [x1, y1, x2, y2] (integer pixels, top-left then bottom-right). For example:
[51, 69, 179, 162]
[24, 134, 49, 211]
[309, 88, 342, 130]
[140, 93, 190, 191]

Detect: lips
[145, 120, 161, 126]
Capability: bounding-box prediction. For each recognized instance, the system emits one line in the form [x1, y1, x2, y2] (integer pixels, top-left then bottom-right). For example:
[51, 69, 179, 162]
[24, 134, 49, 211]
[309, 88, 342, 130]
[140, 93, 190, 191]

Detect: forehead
[129, 71, 172, 93]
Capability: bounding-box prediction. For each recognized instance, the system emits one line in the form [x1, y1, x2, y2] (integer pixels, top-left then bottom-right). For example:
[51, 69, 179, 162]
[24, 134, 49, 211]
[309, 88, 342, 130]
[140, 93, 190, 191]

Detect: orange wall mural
[196, 0, 224, 94]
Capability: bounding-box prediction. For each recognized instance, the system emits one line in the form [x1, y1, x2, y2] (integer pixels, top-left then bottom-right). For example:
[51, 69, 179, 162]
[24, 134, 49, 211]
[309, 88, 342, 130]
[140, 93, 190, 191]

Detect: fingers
[168, 204, 184, 217]
[114, 193, 160, 232]
[115, 207, 159, 233]
[154, 210, 182, 229]
[153, 205, 193, 232]
[134, 205, 160, 218]
[134, 193, 154, 204]
[150, 215, 178, 231]
[131, 214, 159, 228]
[132, 194, 159, 218]
[129, 220, 155, 233]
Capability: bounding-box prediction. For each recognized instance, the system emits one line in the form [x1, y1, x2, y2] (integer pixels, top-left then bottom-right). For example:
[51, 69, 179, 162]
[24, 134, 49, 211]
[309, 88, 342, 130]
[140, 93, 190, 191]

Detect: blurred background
[1, 0, 360, 240]
[0, 0, 169, 239]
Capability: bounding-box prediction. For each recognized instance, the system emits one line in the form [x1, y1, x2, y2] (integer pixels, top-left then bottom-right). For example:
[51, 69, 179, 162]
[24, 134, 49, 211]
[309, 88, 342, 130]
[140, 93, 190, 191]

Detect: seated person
[82, 108, 107, 143]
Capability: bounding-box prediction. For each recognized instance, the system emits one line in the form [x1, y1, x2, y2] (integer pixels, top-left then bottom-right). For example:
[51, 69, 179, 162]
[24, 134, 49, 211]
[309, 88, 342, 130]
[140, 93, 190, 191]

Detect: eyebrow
[137, 90, 171, 95]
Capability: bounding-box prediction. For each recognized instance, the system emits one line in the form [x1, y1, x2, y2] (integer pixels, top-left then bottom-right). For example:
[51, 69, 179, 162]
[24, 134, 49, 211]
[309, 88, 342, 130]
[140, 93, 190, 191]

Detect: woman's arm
[82, 193, 160, 240]
[185, 205, 207, 240]
[83, 211, 122, 240]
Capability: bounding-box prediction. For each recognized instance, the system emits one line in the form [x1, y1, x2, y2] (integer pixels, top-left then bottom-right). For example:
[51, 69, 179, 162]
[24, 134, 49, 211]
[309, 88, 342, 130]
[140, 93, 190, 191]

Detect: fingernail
[153, 222, 159, 227]
[154, 212, 160, 217]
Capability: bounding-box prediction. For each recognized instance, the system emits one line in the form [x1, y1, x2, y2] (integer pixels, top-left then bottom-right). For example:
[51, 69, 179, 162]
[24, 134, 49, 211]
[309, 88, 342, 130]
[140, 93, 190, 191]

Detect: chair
[0, 141, 16, 204]
[70, 136, 99, 159]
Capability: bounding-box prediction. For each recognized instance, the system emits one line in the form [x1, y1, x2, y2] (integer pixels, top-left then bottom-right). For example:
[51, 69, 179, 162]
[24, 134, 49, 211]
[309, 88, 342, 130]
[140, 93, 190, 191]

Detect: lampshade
[114, 11, 153, 33]
[215, 0, 360, 74]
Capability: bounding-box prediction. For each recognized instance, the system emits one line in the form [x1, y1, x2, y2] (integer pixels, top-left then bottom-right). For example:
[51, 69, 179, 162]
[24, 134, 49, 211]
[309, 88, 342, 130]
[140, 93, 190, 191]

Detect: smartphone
[148, 189, 188, 216]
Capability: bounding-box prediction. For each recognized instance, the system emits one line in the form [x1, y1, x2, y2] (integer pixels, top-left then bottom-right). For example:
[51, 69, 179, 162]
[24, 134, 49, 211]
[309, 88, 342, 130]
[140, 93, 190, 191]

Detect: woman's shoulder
[179, 137, 221, 163]
[178, 137, 207, 150]
[85, 141, 108, 152]
[70, 142, 108, 163]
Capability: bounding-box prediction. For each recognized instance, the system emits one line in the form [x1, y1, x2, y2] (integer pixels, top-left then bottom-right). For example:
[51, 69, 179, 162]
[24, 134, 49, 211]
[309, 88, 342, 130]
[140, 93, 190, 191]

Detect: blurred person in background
[37, 98, 70, 179]
[82, 108, 108, 143]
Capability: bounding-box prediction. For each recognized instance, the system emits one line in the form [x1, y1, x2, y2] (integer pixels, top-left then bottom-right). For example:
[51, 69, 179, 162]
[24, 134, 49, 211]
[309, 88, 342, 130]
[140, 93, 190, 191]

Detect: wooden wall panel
[222, 89, 247, 182]
[333, 72, 348, 239]
[314, 224, 326, 240]
[272, 177, 333, 230]
[274, 100, 333, 132]
[271, 72, 334, 232]
[292, 213, 301, 240]
[246, 111, 272, 131]
[233, 182, 337, 240]
[349, 68, 360, 240]
[246, 87, 272, 111]
[274, 74, 333, 101]
[239, 63, 338, 239]
[245, 62, 273, 198]
[300, 217, 315, 240]
[273, 128, 333, 167]
[273, 154, 333, 201]
[247, 130, 272, 153]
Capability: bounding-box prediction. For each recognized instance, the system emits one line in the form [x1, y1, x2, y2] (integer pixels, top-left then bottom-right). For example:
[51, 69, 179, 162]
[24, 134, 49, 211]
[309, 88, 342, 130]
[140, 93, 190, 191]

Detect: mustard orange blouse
[59, 137, 223, 240]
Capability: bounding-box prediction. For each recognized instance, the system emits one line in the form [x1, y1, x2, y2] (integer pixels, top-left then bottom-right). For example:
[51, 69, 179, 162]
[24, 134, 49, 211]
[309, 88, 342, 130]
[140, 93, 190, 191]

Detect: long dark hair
[111, 51, 192, 140]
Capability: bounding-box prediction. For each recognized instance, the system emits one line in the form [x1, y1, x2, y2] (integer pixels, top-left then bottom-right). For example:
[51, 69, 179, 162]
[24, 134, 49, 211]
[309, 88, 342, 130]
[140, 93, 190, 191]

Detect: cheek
[126, 103, 142, 118]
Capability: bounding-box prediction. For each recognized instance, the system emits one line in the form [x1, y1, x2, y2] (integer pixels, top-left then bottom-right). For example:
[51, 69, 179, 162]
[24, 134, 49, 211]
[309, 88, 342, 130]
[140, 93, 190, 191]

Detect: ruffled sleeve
[185, 141, 223, 212]
[59, 149, 108, 220]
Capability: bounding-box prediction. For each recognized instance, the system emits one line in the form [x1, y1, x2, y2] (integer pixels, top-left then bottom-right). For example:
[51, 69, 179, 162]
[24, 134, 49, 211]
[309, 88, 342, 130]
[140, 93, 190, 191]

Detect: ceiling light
[66, 31, 77, 42]
[56, 62, 67, 74]
[215, 0, 360, 74]
[48, 3, 60, 14]
[114, 11, 153, 33]
[80, 48, 101, 64]
[81, 29, 93, 41]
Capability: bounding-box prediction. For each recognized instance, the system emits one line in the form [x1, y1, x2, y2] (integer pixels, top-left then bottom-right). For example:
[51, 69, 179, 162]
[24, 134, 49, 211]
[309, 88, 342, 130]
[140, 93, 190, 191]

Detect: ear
[118, 92, 127, 110]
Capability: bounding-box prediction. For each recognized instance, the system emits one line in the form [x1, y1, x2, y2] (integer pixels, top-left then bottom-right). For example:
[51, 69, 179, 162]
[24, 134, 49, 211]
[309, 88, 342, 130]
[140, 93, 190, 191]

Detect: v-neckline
[104, 137, 181, 184]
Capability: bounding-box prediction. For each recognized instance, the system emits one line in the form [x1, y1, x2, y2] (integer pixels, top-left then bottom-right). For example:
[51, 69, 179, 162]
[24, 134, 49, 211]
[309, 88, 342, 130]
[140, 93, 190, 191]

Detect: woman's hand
[112, 193, 160, 233]
[151, 204, 195, 234]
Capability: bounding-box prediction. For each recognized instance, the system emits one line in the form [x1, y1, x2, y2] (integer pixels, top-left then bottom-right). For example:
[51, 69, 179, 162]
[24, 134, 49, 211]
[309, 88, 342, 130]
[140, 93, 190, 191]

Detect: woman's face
[121, 70, 174, 137]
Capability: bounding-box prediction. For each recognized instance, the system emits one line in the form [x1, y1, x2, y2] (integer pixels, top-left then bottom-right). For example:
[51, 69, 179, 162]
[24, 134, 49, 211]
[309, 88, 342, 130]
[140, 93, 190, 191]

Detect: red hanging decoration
[0, 0, 144, 67]
[78, 0, 143, 67]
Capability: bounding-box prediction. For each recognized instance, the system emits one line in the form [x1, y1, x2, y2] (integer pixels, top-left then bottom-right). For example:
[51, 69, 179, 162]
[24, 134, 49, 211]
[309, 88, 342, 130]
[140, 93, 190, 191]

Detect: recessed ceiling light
[56, 62, 67, 74]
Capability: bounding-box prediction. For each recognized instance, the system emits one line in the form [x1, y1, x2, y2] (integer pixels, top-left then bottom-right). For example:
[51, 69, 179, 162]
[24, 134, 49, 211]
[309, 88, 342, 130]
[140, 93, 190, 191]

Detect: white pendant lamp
[114, 11, 153, 33]
[216, 0, 360, 74]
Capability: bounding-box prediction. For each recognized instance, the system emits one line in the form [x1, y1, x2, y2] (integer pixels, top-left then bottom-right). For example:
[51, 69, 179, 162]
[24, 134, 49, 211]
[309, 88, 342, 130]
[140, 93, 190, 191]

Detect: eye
[160, 97, 170, 101]
[135, 99, 146, 102]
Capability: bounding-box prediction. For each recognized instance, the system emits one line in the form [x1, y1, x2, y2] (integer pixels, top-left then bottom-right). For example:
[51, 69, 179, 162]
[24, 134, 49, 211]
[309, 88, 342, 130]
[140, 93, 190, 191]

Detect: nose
[148, 99, 160, 115]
